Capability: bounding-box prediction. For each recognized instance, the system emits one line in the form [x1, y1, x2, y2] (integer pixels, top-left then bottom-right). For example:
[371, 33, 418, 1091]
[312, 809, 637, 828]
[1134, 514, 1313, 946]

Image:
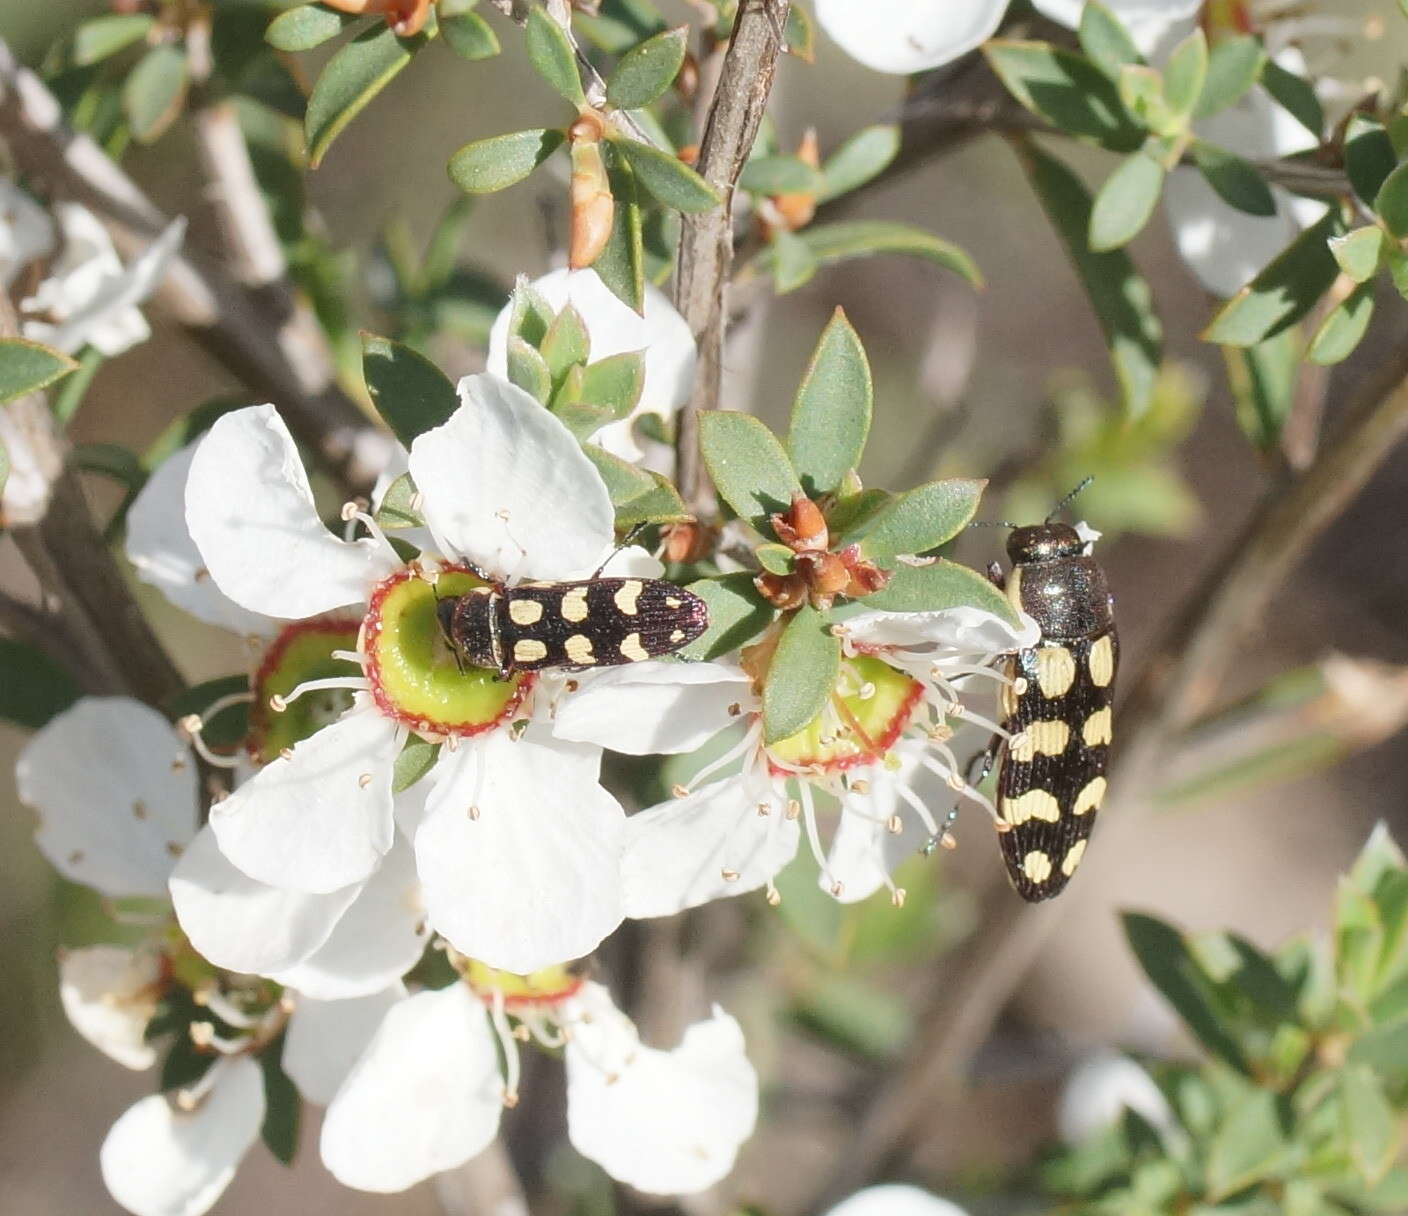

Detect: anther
[280, 747, 294, 761]
[502, 1089, 520, 1109]
[887, 815, 903, 834]
[785, 799, 801, 820]
[757, 802, 771, 817]
[728, 702, 742, 716]
[947, 772, 966, 791]
[446, 734, 460, 753]
[672, 784, 689, 799]
[850, 779, 870, 795]
[941, 834, 958, 851]
[358, 772, 372, 788]
[468, 805, 481, 820]
[721, 868, 740, 882]
[178, 713, 202, 735]
[830, 880, 844, 897]
[340, 501, 360, 522]
[765, 884, 782, 906]
[891, 887, 907, 907]
[268, 693, 287, 713]
[512, 1025, 531, 1042]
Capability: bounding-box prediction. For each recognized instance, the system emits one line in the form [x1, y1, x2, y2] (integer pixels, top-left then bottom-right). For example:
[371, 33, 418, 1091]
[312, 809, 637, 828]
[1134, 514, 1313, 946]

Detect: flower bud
[771, 490, 828, 553]
[662, 520, 712, 565]
[754, 570, 808, 611]
[795, 550, 850, 608]
[568, 113, 613, 270]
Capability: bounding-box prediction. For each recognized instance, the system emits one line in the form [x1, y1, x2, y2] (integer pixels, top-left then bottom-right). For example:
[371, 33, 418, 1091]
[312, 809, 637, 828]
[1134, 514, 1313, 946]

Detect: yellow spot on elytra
[1073, 776, 1106, 816]
[1037, 647, 1077, 698]
[1000, 658, 1021, 718]
[620, 632, 649, 662]
[1089, 635, 1115, 687]
[665, 596, 682, 609]
[1008, 720, 1069, 762]
[1023, 851, 1052, 883]
[564, 635, 596, 665]
[509, 598, 543, 626]
[1082, 706, 1112, 747]
[613, 580, 643, 615]
[561, 586, 589, 623]
[1001, 789, 1061, 824]
[670, 629, 685, 643]
[1061, 839, 1087, 876]
[513, 639, 548, 663]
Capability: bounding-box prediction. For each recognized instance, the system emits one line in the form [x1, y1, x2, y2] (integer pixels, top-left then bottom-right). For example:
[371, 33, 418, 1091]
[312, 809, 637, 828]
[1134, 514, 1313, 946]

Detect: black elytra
[990, 521, 1118, 901]
[437, 576, 709, 677]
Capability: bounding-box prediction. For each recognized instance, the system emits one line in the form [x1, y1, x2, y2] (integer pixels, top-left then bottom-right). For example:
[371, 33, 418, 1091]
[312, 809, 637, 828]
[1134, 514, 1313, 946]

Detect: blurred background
[3, 1, 1408, 1212]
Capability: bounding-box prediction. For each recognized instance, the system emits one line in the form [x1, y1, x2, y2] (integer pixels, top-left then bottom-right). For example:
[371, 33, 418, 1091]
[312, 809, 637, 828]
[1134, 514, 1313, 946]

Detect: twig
[0, 40, 385, 494]
[672, 0, 790, 517]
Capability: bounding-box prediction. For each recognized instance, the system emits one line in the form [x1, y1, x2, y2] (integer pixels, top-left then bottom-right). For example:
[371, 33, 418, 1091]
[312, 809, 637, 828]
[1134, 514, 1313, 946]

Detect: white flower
[1164, 47, 1329, 296]
[486, 268, 696, 465]
[816, 0, 1198, 75]
[557, 604, 1038, 917]
[59, 944, 165, 1070]
[321, 972, 757, 1196]
[824, 1184, 972, 1216]
[184, 376, 631, 972]
[21, 206, 184, 357]
[1058, 1049, 1176, 1144]
[0, 178, 55, 287]
[0, 393, 65, 527]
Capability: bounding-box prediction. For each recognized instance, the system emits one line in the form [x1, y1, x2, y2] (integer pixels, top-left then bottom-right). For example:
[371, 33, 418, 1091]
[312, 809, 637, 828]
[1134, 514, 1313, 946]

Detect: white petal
[0, 395, 64, 526]
[487, 269, 696, 465]
[816, 0, 1007, 74]
[18, 697, 197, 897]
[270, 834, 428, 999]
[320, 984, 502, 1192]
[623, 776, 800, 918]
[283, 985, 405, 1105]
[169, 826, 359, 974]
[597, 543, 664, 578]
[824, 743, 930, 903]
[0, 178, 55, 288]
[126, 443, 279, 636]
[416, 730, 624, 972]
[408, 374, 615, 579]
[185, 405, 399, 619]
[24, 212, 184, 356]
[825, 1185, 972, 1216]
[1058, 1050, 1174, 1144]
[208, 706, 400, 894]
[842, 604, 1040, 654]
[554, 661, 751, 755]
[59, 944, 163, 1070]
[565, 983, 758, 1195]
[100, 1056, 265, 1216]
[1032, 0, 1201, 52]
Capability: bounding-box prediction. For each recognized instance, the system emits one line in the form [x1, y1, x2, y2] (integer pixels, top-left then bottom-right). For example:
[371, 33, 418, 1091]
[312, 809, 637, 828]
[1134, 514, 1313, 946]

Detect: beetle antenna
[1047, 476, 1094, 522]
[969, 519, 1019, 529]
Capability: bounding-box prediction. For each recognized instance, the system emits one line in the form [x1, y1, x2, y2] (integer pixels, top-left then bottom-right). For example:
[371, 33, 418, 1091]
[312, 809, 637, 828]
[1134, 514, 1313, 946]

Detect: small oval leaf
[525, 7, 585, 106]
[448, 128, 566, 193]
[305, 23, 425, 167]
[361, 332, 459, 446]
[0, 337, 79, 405]
[698, 412, 801, 531]
[1089, 150, 1165, 251]
[266, 5, 358, 52]
[606, 26, 687, 110]
[614, 138, 720, 212]
[849, 479, 985, 563]
[787, 308, 872, 498]
[123, 44, 189, 144]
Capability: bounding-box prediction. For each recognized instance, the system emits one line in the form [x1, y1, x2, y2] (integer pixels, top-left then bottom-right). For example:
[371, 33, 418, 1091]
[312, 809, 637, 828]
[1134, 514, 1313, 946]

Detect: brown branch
[0, 39, 385, 495]
[672, 0, 790, 518]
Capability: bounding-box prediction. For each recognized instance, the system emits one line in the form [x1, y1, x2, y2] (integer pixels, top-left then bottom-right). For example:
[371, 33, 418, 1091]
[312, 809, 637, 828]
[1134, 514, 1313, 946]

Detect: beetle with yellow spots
[987, 519, 1117, 901]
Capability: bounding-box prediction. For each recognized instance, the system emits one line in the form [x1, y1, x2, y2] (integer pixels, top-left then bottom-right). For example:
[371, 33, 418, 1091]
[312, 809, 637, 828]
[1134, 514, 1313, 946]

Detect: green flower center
[363, 568, 530, 738]
[768, 654, 923, 773]
[463, 960, 585, 1009]
[248, 619, 363, 765]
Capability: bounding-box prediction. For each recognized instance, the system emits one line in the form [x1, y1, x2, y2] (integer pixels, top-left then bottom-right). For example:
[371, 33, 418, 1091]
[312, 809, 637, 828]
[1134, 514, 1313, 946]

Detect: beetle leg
[986, 561, 1006, 590]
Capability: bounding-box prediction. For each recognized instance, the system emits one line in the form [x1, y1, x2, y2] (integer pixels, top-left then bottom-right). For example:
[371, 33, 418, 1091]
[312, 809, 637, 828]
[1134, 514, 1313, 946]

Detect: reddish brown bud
[320, 0, 430, 35]
[675, 53, 700, 102]
[662, 521, 712, 565]
[677, 144, 701, 167]
[754, 571, 808, 611]
[568, 115, 613, 270]
[770, 491, 828, 553]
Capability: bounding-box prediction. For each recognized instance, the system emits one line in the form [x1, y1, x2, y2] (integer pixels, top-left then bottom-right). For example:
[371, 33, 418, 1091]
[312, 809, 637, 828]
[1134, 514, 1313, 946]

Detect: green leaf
[740, 155, 824, 196]
[1205, 1086, 1291, 1199]
[448, 128, 565, 193]
[787, 308, 872, 497]
[374, 472, 423, 530]
[756, 542, 795, 575]
[582, 443, 655, 506]
[1345, 115, 1398, 206]
[1089, 150, 1165, 251]
[1204, 210, 1343, 346]
[1162, 28, 1207, 123]
[681, 573, 775, 660]
[260, 1037, 301, 1166]
[763, 604, 841, 745]
[550, 396, 615, 441]
[1078, 2, 1141, 80]
[606, 25, 686, 110]
[1261, 57, 1322, 138]
[1019, 141, 1162, 417]
[1342, 1065, 1398, 1185]
[1225, 328, 1299, 450]
[0, 638, 80, 729]
[857, 558, 1018, 626]
[305, 23, 425, 168]
[984, 41, 1143, 151]
[525, 8, 585, 105]
[0, 338, 78, 405]
[611, 472, 690, 528]
[1123, 912, 1249, 1072]
[123, 44, 189, 144]
[265, 4, 357, 52]
[1374, 161, 1408, 239]
[576, 0, 667, 53]
[765, 220, 982, 286]
[698, 411, 801, 531]
[361, 333, 459, 446]
[1195, 35, 1264, 118]
[614, 138, 720, 212]
[771, 229, 819, 294]
[1308, 282, 1374, 366]
[593, 156, 645, 312]
[506, 279, 555, 346]
[1117, 64, 1173, 134]
[850, 479, 985, 562]
[819, 125, 899, 202]
[440, 10, 500, 60]
[576, 351, 644, 416]
[393, 738, 441, 792]
[540, 304, 591, 383]
[73, 14, 155, 65]
[784, 2, 815, 61]
[1192, 141, 1276, 216]
[507, 336, 552, 404]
